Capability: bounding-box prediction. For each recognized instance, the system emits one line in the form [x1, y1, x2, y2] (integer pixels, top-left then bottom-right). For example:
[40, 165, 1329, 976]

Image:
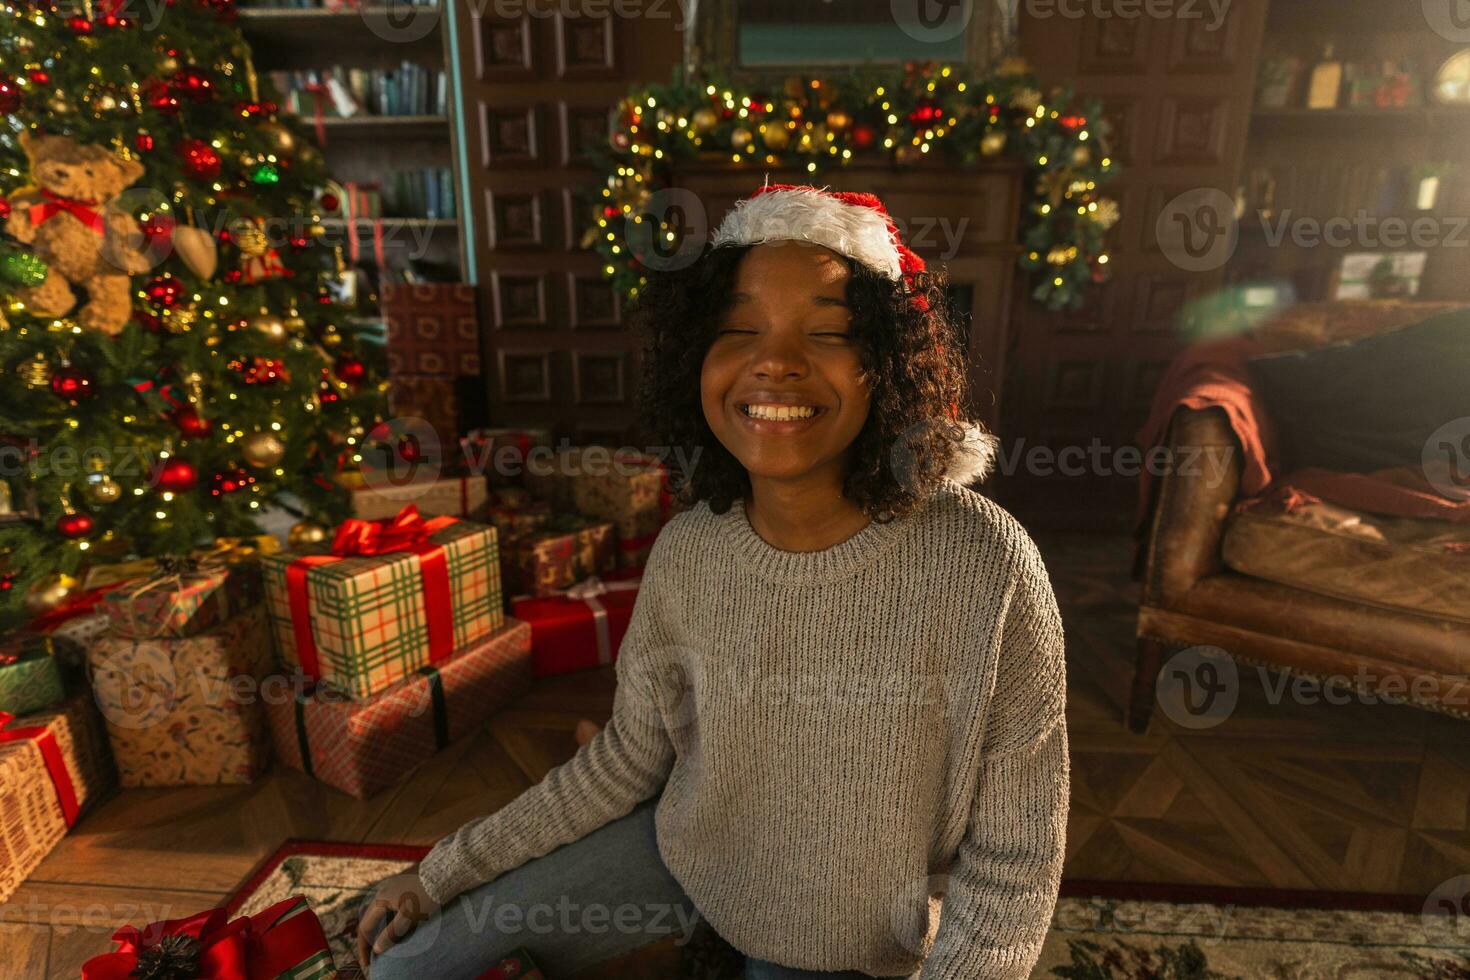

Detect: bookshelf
[238, 2, 472, 287]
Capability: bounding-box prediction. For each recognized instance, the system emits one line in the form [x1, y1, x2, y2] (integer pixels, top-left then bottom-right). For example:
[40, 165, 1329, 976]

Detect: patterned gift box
[463, 427, 553, 487]
[88, 605, 274, 787]
[388, 374, 463, 449]
[488, 487, 532, 509]
[350, 474, 490, 521]
[571, 451, 672, 570]
[82, 896, 335, 980]
[262, 509, 504, 700]
[0, 633, 68, 716]
[0, 691, 117, 904]
[511, 577, 639, 677]
[266, 619, 531, 798]
[486, 499, 553, 542]
[507, 515, 616, 598]
[96, 561, 261, 640]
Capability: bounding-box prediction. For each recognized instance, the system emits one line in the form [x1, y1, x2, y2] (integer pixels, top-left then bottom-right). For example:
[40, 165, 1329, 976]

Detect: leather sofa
[1130, 301, 1470, 732]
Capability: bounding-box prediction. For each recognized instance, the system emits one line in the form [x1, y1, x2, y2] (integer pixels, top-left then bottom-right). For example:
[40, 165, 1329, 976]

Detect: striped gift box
[262, 519, 504, 700]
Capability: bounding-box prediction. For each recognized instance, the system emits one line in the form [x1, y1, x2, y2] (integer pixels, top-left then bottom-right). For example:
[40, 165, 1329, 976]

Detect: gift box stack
[382, 282, 482, 448]
[482, 440, 678, 678]
[86, 541, 281, 788]
[259, 504, 534, 798]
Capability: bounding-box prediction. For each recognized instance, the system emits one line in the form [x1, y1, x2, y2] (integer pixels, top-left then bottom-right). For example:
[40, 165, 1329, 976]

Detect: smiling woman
[640, 192, 989, 524]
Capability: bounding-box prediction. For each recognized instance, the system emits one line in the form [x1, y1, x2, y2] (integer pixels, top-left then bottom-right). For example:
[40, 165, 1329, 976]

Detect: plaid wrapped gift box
[262, 508, 504, 700]
[511, 577, 639, 677]
[0, 692, 116, 904]
[571, 452, 672, 570]
[89, 605, 275, 787]
[0, 633, 68, 716]
[266, 619, 531, 798]
[350, 474, 490, 521]
[523, 446, 582, 510]
[507, 515, 617, 598]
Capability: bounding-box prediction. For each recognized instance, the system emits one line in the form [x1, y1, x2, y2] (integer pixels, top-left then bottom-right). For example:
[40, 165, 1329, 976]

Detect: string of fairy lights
[584, 62, 1120, 311]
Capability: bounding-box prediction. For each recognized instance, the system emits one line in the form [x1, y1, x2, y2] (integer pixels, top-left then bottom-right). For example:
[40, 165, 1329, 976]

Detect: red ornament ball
[179, 138, 222, 182]
[135, 132, 155, 152]
[146, 81, 180, 114]
[0, 74, 20, 115]
[319, 192, 340, 212]
[173, 67, 215, 102]
[851, 123, 876, 150]
[133, 308, 163, 332]
[0, 199, 10, 221]
[67, 15, 92, 33]
[334, 356, 366, 386]
[171, 405, 213, 439]
[57, 512, 94, 539]
[141, 213, 175, 244]
[153, 458, 199, 493]
[50, 366, 95, 402]
[28, 69, 49, 86]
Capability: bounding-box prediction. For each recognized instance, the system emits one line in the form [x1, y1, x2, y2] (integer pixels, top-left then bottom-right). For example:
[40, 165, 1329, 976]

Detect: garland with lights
[584, 61, 1120, 311]
[0, 0, 388, 624]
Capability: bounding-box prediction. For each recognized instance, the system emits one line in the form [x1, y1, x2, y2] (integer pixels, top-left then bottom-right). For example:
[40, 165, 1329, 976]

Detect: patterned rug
[227, 843, 1470, 978]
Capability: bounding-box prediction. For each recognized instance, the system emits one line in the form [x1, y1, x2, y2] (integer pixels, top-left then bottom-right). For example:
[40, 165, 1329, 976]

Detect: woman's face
[700, 242, 872, 486]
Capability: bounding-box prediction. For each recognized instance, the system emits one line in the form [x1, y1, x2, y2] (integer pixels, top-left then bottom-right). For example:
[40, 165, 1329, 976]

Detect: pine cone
[130, 933, 201, 980]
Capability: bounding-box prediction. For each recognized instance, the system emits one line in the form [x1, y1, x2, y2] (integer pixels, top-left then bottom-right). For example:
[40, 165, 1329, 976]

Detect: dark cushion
[1247, 308, 1470, 473]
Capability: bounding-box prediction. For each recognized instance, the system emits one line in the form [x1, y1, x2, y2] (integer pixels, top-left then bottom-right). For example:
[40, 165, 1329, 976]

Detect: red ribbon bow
[29, 189, 106, 236]
[287, 505, 458, 683]
[81, 898, 329, 980]
[0, 710, 80, 826]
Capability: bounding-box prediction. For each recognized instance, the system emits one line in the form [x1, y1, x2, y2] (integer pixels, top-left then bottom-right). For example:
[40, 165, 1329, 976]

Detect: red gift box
[82, 896, 333, 980]
[511, 576, 640, 677]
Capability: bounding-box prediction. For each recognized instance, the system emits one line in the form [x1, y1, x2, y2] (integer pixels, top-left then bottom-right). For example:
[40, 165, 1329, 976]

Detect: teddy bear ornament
[5, 131, 154, 334]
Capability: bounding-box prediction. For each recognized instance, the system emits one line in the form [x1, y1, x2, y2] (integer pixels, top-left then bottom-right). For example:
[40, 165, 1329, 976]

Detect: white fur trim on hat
[710, 185, 904, 280]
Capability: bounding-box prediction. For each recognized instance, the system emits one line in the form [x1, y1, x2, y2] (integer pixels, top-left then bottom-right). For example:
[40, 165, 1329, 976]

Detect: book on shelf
[269, 63, 447, 119]
[244, 0, 439, 9]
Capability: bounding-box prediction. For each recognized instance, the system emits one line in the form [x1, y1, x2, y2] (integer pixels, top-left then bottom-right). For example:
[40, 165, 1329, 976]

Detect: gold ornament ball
[762, 125, 791, 151]
[691, 108, 717, 132]
[1072, 145, 1093, 166]
[241, 432, 287, 468]
[86, 475, 123, 505]
[260, 121, 297, 155]
[24, 573, 79, 617]
[730, 127, 753, 152]
[158, 55, 179, 74]
[16, 353, 49, 389]
[248, 313, 289, 344]
[980, 131, 1008, 157]
[94, 93, 118, 111]
[825, 110, 851, 133]
[288, 521, 330, 548]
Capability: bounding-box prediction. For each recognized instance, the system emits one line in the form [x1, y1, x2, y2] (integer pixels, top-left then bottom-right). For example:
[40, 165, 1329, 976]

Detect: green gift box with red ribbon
[81, 895, 334, 980]
[0, 692, 116, 904]
[262, 505, 504, 700]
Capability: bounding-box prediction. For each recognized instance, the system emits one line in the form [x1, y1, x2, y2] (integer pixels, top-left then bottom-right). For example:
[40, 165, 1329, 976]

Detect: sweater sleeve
[417, 550, 680, 905]
[921, 541, 1069, 980]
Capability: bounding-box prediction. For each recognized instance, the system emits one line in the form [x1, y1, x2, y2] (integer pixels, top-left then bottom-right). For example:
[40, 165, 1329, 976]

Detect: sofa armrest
[1140, 406, 1243, 608]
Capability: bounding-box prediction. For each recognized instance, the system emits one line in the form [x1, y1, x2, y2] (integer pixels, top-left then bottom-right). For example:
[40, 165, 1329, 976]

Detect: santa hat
[709, 181, 999, 485]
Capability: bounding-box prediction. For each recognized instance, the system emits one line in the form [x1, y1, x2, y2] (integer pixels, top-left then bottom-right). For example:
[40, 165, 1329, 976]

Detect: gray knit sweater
[420, 480, 1070, 978]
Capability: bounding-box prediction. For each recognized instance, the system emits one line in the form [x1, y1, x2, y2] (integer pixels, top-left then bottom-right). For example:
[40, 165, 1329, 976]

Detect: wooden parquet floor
[4, 531, 1467, 977]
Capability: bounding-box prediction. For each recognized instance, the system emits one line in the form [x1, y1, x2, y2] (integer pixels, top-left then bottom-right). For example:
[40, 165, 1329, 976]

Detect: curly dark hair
[634, 243, 978, 521]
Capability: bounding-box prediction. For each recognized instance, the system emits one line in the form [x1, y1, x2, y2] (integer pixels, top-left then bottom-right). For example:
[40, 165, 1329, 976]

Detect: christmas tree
[0, 0, 387, 626]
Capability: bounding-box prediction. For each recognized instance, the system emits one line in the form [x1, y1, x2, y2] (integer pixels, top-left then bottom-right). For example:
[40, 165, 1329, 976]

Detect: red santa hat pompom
[709, 180, 997, 484]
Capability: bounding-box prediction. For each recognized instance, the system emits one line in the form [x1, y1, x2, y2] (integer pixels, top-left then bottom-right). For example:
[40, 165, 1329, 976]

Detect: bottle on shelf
[1306, 42, 1344, 110]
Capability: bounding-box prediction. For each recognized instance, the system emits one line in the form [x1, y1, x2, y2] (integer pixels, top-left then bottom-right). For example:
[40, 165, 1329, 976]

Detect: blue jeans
[368, 797, 904, 979]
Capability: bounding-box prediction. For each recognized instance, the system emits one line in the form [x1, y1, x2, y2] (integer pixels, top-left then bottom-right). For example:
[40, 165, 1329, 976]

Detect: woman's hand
[356, 869, 442, 971]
